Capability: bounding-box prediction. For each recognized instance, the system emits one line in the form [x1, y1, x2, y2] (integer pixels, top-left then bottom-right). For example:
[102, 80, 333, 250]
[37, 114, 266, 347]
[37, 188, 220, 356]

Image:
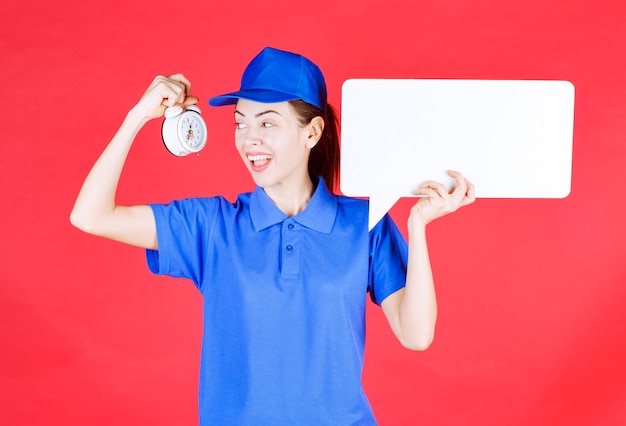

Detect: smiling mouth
[248, 154, 272, 164]
[247, 153, 273, 171]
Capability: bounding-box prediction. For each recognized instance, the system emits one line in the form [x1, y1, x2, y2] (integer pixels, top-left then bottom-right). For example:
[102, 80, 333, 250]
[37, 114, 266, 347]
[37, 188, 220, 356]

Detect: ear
[304, 116, 325, 149]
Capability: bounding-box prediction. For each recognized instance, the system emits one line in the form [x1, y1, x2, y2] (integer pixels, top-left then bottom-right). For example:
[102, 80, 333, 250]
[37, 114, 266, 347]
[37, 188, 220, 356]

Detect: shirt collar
[250, 177, 337, 233]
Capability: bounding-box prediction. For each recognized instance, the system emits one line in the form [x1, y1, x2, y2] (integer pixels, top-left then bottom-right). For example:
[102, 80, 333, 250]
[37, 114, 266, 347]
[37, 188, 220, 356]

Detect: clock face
[179, 112, 207, 150]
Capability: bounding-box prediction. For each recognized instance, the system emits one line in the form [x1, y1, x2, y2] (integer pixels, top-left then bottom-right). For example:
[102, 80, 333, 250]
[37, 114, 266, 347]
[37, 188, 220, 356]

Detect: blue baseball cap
[209, 47, 327, 112]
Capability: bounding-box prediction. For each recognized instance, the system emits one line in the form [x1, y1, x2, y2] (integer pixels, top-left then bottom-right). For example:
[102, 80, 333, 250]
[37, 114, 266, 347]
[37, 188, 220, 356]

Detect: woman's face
[234, 99, 318, 190]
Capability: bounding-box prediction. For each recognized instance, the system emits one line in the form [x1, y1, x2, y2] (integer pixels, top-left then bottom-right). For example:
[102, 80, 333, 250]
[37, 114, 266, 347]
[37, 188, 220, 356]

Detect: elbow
[399, 332, 434, 352]
[69, 208, 96, 234]
[394, 318, 436, 351]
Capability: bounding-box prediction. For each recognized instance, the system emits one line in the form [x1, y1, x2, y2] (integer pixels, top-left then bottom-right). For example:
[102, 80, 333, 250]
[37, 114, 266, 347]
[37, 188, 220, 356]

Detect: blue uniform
[146, 178, 408, 425]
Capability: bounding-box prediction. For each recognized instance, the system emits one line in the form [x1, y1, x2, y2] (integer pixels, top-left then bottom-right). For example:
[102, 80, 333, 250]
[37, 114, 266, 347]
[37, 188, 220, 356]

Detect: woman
[71, 47, 475, 425]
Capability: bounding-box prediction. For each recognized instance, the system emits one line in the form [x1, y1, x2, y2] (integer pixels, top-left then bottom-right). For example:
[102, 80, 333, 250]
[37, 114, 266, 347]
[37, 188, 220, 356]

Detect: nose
[242, 127, 262, 147]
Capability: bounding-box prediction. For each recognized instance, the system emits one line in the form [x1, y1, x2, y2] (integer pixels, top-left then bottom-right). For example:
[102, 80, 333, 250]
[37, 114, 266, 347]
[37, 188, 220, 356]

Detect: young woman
[71, 47, 475, 425]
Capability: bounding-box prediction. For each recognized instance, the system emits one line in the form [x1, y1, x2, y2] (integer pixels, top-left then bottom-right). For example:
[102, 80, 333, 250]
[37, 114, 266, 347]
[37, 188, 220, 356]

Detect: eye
[261, 121, 275, 128]
[235, 122, 247, 130]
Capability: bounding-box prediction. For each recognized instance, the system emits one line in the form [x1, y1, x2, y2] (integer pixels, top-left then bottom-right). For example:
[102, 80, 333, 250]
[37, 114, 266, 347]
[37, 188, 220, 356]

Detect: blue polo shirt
[146, 178, 408, 425]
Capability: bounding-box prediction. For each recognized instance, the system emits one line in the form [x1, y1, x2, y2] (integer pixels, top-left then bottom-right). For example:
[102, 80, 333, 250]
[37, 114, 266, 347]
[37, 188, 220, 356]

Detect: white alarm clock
[161, 105, 208, 156]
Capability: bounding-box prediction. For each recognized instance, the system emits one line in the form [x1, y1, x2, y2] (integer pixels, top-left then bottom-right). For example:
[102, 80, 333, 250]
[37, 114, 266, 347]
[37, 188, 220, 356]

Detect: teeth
[248, 154, 272, 161]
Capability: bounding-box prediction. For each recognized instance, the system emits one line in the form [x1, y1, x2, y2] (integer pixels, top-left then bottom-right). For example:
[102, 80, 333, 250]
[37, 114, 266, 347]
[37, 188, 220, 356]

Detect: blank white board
[340, 79, 575, 229]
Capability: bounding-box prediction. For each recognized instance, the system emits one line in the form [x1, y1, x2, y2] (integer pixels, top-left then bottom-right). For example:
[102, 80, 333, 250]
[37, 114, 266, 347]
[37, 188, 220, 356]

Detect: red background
[2, 1, 625, 425]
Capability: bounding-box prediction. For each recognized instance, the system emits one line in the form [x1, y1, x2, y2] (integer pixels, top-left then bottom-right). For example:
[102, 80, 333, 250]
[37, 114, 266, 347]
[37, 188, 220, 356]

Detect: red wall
[2, 1, 625, 424]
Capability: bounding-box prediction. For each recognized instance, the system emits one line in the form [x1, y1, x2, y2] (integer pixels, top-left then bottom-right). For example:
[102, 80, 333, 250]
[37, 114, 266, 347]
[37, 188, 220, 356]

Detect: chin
[249, 172, 277, 189]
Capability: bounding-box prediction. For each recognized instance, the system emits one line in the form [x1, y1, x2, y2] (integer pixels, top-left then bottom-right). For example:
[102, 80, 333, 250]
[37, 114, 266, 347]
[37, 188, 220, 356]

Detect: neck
[264, 175, 316, 217]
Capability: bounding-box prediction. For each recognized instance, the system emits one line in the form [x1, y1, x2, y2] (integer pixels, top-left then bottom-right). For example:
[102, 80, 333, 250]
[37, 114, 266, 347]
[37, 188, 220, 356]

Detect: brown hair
[289, 100, 340, 193]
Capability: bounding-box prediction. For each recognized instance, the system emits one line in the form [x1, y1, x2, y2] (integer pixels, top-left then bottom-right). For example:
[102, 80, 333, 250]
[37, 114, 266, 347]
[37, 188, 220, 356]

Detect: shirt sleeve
[368, 214, 408, 305]
[145, 198, 219, 289]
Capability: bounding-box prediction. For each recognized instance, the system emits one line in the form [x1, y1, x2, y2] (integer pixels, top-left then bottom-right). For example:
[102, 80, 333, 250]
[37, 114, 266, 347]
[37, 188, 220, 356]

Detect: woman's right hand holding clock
[129, 74, 199, 123]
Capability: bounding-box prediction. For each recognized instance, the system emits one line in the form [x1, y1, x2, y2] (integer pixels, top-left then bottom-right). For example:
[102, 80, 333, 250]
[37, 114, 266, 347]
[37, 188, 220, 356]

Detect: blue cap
[209, 47, 327, 112]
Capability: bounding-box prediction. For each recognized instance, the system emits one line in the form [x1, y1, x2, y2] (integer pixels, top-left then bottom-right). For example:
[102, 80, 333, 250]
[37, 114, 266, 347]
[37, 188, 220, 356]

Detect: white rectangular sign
[340, 79, 575, 229]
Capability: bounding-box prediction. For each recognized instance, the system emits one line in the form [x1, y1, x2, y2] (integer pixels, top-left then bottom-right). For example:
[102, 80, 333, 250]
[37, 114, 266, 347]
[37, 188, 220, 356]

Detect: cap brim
[209, 89, 299, 107]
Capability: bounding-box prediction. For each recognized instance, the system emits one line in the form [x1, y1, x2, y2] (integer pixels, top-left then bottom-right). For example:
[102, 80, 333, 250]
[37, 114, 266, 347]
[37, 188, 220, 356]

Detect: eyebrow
[234, 109, 282, 118]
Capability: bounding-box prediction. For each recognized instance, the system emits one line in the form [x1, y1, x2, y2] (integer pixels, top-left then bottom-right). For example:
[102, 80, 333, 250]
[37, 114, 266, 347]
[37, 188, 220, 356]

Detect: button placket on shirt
[281, 219, 300, 277]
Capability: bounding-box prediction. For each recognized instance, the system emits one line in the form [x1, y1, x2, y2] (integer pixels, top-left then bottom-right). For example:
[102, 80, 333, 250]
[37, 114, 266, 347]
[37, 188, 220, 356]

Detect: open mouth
[247, 153, 273, 171]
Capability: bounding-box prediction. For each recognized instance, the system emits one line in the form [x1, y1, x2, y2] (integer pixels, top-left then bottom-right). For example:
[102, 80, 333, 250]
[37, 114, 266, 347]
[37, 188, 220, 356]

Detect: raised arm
[381, 170, 475, 350]
[70, 74, 198, 249]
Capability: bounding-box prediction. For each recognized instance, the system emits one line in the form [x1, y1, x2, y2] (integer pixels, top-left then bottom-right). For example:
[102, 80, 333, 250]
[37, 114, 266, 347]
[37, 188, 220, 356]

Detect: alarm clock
[161, 105, 208, 156]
